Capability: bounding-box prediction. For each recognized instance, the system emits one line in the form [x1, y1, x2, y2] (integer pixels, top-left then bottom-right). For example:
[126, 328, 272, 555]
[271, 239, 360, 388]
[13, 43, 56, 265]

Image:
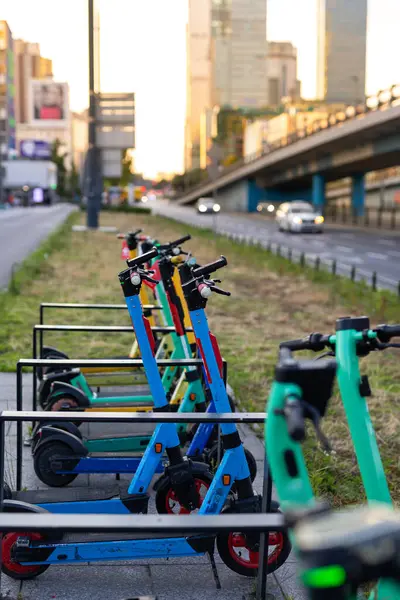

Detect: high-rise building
[266, 42, 301, 106]
[317, 0, 367, 104]
[185, 0, 212, 171]
[210, 0, 267, 108]
[0, 20, 16, 159]
[13, 39, 53, 124]
[199, 106, 219, 170]
[185, 0, 268, 171]
[71, 110, 88, 179]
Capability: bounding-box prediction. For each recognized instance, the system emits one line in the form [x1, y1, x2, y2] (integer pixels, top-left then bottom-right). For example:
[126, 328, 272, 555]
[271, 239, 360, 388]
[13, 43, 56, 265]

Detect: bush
[80, 204, 151, 215]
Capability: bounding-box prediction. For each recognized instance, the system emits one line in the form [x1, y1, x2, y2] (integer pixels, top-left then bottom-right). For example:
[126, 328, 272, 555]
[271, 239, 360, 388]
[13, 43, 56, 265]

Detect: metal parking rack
[17, 356, 228, 489]
[32, 323, 195, 400]
[37, 301, 164, 359]
[0, 409, 275, 600]
[39, 302, 162, 324]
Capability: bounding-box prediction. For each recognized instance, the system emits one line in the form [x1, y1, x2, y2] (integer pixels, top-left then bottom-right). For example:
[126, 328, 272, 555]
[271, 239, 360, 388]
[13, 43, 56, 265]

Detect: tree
[120, 149, 134, 187]
[67, 161, 80, 197]
[50, 138, 68, 197]
[171, 169, 208, 195]
[222, 154, 239, 167]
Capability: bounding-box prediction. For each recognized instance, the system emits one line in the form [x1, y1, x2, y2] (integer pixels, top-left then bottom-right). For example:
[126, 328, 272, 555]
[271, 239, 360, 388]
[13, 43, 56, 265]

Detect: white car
[276, 201, 324, 233]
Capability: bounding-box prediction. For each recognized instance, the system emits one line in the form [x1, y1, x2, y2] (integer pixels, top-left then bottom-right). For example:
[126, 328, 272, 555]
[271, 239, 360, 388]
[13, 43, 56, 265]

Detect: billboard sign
[29, 80, 69, 127]
[20, 140, 51, 159]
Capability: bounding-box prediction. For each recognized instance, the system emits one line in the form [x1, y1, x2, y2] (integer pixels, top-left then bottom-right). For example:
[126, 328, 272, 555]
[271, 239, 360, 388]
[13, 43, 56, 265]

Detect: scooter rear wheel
[33, 442, 79, 487]
[48, 397, 82, 427]
[216, 503, 291, 577]
[38, 350, 70, 380]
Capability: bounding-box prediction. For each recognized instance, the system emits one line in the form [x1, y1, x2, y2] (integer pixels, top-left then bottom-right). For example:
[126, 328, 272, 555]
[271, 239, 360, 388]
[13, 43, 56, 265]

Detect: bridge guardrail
[180, 84, 400, 197]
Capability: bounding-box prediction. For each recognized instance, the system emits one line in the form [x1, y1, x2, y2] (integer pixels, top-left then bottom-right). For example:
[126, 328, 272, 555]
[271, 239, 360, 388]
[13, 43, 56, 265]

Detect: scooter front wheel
[216, 503, 291, 577]
[155, 473, 213, 515]
[2, 505, 53, 580]
[206, 444, 257, 482]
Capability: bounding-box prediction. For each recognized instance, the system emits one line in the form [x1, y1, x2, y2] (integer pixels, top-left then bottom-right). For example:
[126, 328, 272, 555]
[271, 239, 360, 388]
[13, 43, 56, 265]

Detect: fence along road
[153, 201, 400, 294]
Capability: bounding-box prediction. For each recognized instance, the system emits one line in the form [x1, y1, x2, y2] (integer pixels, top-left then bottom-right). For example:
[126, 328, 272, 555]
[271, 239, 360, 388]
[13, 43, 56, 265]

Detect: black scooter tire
[217, 502, 291, 577]
[33, 442, 79, 487]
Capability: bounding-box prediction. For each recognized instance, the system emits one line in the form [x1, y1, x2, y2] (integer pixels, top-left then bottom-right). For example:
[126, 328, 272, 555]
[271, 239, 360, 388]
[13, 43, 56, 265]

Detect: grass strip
[0, 210, 399, 507]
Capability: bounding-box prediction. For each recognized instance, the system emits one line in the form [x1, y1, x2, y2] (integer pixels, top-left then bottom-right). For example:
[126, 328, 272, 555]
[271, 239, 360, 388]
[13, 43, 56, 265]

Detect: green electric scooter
[267, 316, 400, 599]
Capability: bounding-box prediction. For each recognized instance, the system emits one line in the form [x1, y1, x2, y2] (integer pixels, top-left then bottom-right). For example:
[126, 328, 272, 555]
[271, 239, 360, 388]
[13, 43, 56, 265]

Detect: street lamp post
[86, 0, 100, 229]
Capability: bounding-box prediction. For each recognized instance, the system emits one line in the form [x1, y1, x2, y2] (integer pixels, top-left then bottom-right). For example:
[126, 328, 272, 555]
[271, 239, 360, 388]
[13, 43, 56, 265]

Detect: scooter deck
[13, 483, 125, 504]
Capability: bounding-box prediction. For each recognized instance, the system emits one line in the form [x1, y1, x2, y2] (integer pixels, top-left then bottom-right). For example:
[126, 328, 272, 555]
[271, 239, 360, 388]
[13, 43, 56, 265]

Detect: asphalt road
[0, 204, 76, 290]
[154, 202, 400, 293]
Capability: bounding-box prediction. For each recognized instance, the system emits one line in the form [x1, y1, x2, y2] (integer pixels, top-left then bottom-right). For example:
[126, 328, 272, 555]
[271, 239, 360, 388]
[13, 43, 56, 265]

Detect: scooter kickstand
[208, 551, 221, 590]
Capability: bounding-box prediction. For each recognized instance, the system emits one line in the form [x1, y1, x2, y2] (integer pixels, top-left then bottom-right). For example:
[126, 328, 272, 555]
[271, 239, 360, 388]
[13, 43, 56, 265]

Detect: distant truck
[3, 160, 57, 205]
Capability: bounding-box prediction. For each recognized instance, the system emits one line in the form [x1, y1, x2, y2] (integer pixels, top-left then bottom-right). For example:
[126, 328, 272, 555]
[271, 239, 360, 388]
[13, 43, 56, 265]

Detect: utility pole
[87, 0, 99, 228]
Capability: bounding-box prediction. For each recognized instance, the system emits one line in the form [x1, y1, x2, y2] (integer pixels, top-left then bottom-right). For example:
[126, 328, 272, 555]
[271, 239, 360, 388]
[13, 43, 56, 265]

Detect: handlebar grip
[127, 247, 159, 267]
[280, 337, 310, 351]
[376, 324, 400, 343]
[169, 234, 191, 248]
[285, 397, 305, 442]
[192, 256, 227, 278]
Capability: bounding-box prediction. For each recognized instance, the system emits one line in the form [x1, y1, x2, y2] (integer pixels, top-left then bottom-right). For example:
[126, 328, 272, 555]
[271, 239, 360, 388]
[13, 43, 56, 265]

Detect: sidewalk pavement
[0, 372, 306, 600]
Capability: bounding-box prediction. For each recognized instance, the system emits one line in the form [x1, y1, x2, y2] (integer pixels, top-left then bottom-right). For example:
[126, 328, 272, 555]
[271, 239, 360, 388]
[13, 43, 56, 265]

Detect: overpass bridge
[177, 85, 400, 215]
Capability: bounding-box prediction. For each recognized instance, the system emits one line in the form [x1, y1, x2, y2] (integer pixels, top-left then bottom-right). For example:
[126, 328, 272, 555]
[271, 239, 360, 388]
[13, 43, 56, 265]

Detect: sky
[2, 0, 400, 178]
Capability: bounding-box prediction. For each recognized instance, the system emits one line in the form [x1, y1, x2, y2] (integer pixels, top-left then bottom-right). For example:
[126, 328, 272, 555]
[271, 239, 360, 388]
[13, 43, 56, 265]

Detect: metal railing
[325, 205, 399, 229]
[38, 301, 163, 352]
[2, 406, 275, 600]
[219, 229, 400, 296]
[16, 356, 228, 489]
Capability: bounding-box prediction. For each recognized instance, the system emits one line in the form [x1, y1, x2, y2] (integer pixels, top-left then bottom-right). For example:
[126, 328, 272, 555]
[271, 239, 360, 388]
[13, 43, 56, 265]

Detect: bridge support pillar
[312, 174, 325, 212]
[351, 173, 365, 217]
[247, 179, 265, 212]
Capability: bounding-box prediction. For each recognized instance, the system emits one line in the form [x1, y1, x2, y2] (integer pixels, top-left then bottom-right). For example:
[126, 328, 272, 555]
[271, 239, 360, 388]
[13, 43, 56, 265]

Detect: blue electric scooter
[2, 253, 291, 580]
[3, 248, 210, 516]
[31, 248, 256, 490]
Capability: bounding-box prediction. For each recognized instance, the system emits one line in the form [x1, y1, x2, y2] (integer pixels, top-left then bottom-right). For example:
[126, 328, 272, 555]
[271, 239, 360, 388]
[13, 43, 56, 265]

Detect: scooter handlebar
[280, 333, 330, 353]
[117, 229, 142, 240]
[169, 234, 191, 248]
[192, 256, 227, 278]
[127, 247, 159, 267]
[376, 324, 400, 343]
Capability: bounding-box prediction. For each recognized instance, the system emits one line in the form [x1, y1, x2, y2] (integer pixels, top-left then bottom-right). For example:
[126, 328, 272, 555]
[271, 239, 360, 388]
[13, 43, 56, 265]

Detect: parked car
[276, 201, 324, 233]
[196, 197, 221, 214]
[256, 202, 276, 214]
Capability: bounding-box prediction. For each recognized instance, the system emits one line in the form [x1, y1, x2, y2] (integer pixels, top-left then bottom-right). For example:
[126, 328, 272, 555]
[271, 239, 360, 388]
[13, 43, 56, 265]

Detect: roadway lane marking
[338, 233, 355, 239]
[366, 252, 387, 260]
[388, 250, 400, 258]
[378, 239, 396, 247]
[347, 257, 364, 264]
[335, 245, 352, 252]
